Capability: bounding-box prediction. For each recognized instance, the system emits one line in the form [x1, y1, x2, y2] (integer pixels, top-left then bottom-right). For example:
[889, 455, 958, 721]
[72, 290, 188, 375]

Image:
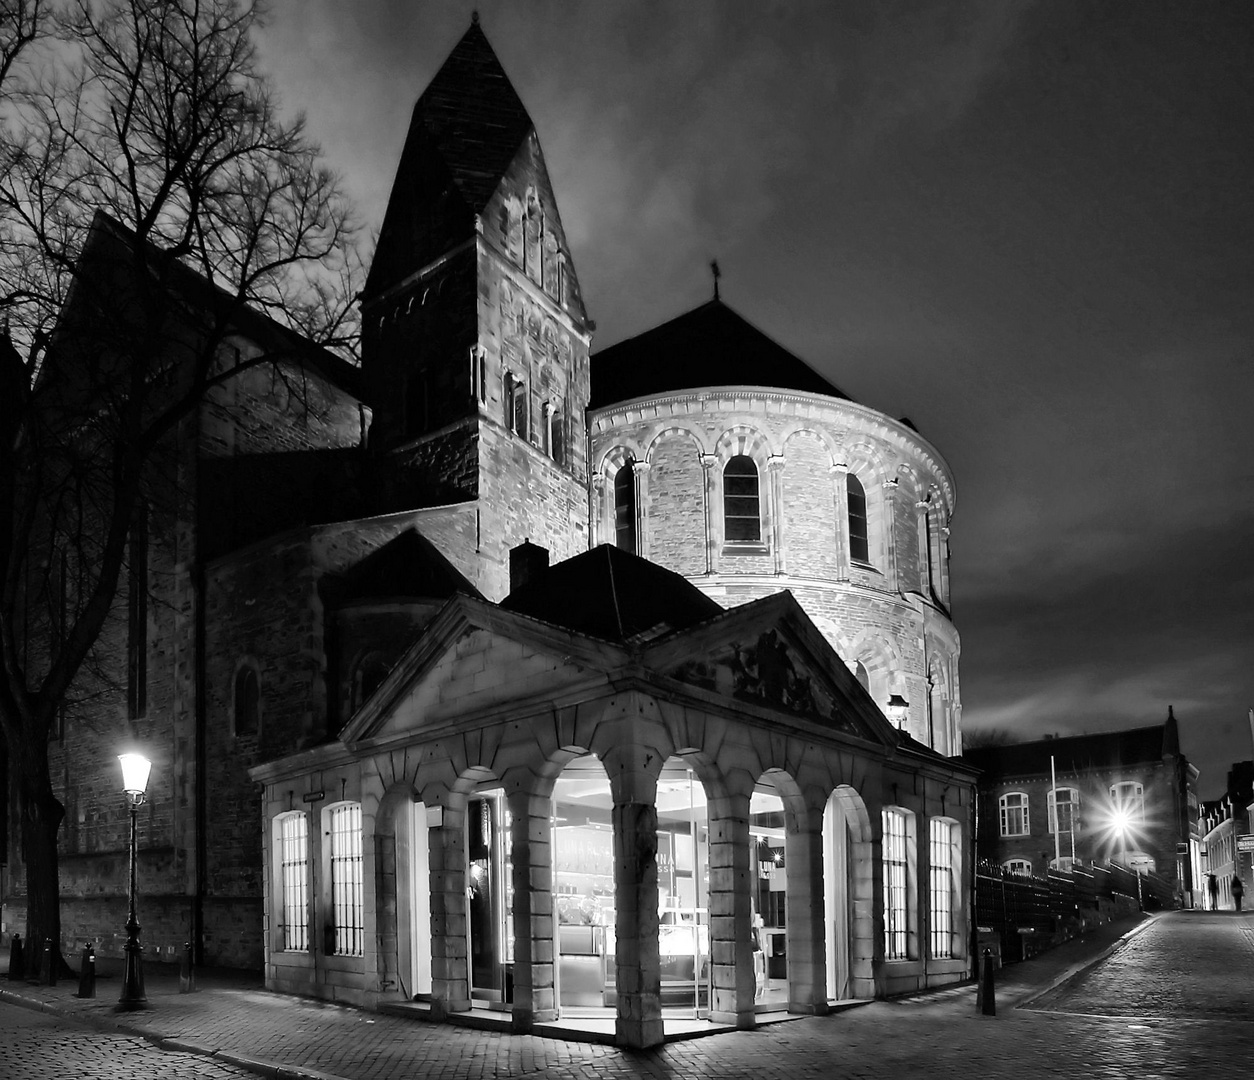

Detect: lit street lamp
[118, 752, 151, 1010]
[886, 694, 910, 729]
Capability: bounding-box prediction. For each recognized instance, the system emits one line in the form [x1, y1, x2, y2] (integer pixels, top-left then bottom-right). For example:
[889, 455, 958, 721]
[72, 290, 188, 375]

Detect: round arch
[823, 784, 875, 1001]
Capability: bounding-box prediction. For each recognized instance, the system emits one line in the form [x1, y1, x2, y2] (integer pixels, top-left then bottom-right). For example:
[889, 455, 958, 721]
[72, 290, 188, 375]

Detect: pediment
[341, 599, 616, 745]
[656, 600, 893, 744]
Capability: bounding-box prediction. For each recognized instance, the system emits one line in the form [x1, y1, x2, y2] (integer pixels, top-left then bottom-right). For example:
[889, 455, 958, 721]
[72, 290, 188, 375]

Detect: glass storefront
[467, 792, 512, 1004]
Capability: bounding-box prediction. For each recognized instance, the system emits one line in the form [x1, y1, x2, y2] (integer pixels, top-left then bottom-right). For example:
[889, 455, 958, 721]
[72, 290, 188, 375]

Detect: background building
[963, 709, 1198, 903]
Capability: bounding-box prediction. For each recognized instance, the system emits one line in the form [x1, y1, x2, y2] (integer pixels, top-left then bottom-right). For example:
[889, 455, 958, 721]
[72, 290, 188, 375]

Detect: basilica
[5, 17, 975, 1048]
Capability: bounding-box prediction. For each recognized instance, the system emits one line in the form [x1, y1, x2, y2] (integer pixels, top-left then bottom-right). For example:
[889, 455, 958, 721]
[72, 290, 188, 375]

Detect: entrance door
[467, 792, 512, 1005]
[657, 759, 710, 1018]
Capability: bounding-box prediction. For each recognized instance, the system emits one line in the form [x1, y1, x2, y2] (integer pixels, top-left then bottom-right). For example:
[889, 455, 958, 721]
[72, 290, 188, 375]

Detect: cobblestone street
[2, 912, 1252, 1080]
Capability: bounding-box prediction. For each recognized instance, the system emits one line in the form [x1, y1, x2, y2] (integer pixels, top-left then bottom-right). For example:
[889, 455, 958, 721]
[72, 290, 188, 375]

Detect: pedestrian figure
[1207, 873, 1218, 910]
[1232, 874, 1244, 912]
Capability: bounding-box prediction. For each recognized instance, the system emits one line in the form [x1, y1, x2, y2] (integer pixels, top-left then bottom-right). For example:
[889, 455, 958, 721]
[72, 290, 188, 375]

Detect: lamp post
[886, 694, 909, 730]
[118, 752, 151, 1010]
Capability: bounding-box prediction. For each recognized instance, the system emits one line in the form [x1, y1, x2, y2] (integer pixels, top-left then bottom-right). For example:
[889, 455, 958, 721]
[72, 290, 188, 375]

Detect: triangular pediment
[649, 593, 897, 745]
[339, 596, 622, 746]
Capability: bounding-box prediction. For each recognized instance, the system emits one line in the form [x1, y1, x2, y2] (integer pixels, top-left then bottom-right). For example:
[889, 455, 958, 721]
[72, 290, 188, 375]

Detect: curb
[0, 985, 355, 1080]
[1014, 912, 1159, 1010]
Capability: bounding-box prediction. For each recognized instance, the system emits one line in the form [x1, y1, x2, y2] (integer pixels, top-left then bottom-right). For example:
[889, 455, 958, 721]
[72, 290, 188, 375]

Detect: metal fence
[975, 860, 1175, 963]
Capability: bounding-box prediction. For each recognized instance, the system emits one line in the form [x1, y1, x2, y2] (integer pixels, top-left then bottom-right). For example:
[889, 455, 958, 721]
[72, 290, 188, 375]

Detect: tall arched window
[723, 455, 760, 543]
[614, 462, 637, 553]
[847, 473, 869, 563]
[234, 666, 259, 737]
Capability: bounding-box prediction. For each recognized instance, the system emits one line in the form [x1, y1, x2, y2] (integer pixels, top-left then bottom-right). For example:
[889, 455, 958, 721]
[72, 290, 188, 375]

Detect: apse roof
[500, 544, 723, 644]
[589, 298, 852, 409]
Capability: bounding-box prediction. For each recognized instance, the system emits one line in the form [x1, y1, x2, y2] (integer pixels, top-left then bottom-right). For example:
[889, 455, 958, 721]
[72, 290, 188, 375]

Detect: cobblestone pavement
[2, 911, 1252, 1080]
[0, 1000, 256, 1080]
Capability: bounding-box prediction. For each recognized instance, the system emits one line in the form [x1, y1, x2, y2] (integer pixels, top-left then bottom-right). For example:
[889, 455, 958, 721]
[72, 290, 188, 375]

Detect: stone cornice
[588, 385, 956, 512]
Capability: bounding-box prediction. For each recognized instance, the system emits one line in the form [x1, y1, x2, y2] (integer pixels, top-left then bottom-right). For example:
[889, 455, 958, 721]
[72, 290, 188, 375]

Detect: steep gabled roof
[326, 528, 482, 605]
[365, 18, 534, 298]
[589, 298, 852, 409]
[500, 543, 723, 644]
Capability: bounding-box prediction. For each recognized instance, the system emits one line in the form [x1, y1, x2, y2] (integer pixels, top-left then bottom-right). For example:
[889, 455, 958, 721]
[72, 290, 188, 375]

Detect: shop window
[234, 666, 259, 738]
[882, 807, 916, 960]
[327, 802, 364, 957]
[999, 792, 1029, 837]
[614, 462, 637, 553]
[723, 455, 761, 543]
[928, 818, 959, 959]
[847, 473, 869, 564]
[1048, 787, 1079, 834]
[1110, 781, 1145, 823]
[277, 812, 309, 951]
[1003, 858, 1032, 875]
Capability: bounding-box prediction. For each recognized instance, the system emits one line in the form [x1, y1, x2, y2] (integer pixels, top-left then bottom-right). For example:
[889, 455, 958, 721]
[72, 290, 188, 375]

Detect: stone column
[768, 454, 787, 575]
[882, 477, 900, 591]
[506, 781, 556, 1029]
[831, 462, 849, 581]
[606, 756, 663, 1049]
[632, 460, 651, 561]
[700, 453, 718, 574]
[784, 806, 828, 1014]
[706, 792, 756, 1028]
[590, 471, 607, 548]
[428, 804, 471, 1014]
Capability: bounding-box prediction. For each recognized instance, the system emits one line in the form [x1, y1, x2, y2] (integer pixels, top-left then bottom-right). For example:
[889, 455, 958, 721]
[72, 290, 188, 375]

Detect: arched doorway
[375, 790, 432, 1000]
[751, 773, 790, 1010]
[466, 775, 511, 1007]
[551, 754, 615, 1011]
[823, 785, 874, 1001]
[656, 756, 711, 1017]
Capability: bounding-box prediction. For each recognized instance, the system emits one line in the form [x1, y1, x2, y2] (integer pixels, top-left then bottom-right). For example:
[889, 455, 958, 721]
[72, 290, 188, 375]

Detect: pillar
[507, 782, 557, 1028]
[700, 453, 718, 573]
[784, 807, 829, 1014]
[632, 460, 651, 561]
[706, 792, 757, 1028]
[607, 755, 664, 1049]
[768, 454, 787, 575]
[428, 804, 471, 1013]
[831, 462, 849, 581]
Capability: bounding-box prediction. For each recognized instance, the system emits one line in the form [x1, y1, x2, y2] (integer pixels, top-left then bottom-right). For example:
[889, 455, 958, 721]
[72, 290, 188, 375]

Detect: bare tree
[0, 0, 361, 970]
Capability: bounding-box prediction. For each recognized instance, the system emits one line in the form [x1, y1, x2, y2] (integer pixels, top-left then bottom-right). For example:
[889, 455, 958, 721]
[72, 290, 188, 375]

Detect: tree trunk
[15, 734, 72, 978]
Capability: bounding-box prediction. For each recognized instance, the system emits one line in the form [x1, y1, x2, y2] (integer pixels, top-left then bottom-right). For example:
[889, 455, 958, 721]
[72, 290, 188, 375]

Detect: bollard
[7, 934, 24, 981]
[40, 937, 56, 987]
[76, 944, 95, 999]
[981, 947, 996, 1016]
[179, 941, 195, 994]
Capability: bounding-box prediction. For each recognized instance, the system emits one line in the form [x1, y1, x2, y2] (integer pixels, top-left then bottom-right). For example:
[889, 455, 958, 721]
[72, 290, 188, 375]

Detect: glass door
[467, 792, 512, 1006]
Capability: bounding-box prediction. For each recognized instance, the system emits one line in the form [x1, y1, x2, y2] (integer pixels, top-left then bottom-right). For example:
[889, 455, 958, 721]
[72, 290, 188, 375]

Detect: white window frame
[327, 802, 364, 957]
[999, 791, 1030, 837]
[1110, 781, 1145, 823]
[882, 807, 916, 961]
[276, 812, 310, 952]
[1003, 858, 1032, 876]
[928, 817, 960, 960]
[1047, 787, 1079, 835]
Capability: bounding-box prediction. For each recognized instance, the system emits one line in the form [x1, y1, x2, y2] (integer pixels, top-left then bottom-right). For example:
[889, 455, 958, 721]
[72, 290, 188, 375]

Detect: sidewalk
[0, 913, 1152, 1080]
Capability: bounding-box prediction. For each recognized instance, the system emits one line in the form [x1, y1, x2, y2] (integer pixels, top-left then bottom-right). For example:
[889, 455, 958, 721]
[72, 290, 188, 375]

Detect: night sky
[254, 1, 1254, 798]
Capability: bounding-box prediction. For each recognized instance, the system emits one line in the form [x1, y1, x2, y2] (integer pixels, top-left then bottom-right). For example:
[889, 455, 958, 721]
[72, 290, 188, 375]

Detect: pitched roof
[500, 543, 723, 644]
[365, 18, 534, 298]
[325, 528, 482, 605]
[589, 298, 852, 409]
[962, 724, 1178, 780]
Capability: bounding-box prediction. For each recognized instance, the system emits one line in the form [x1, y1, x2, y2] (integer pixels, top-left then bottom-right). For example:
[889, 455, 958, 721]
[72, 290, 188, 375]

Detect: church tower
[361, 16, 592, 598]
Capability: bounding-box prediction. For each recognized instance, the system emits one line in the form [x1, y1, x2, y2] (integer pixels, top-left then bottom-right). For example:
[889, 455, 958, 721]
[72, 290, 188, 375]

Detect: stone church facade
[2, 17, 974, 1049]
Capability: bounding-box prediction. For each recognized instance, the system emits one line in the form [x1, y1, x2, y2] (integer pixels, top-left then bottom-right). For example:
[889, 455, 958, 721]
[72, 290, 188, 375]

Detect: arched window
[998, 792, 1029, 837]
[234, 666, 259, 738]
[1048, 787, 1080, 834]
[325, 802, 364, 957]
[928, 818, 960, 960]
[1003, 858, 1032, 876]
[723, 455, 761, 543]
[854, 660, 870, 691]
[882, 807, 917, 960]
[1110, 781, 1145, 823]
[847, 473, 869, 563]
[275, 812, 310, 951]
[350, 654, 390, 714]
[614, 461, 637, 553]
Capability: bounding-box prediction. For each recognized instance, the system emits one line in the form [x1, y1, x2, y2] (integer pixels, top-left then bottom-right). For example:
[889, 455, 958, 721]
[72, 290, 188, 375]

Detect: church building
[3, 17, 975, 1049]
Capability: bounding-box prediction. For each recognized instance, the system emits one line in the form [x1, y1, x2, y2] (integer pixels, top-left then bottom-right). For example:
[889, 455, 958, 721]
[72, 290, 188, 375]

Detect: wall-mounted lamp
[886, 694, 910, 729]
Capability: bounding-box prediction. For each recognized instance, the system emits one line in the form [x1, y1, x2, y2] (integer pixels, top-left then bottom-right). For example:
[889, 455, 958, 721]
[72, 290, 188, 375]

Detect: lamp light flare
[119, 753, 152, 798]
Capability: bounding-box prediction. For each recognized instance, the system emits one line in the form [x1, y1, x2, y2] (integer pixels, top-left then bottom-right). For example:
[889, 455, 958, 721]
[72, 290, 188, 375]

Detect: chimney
[509, 540, 549, 595]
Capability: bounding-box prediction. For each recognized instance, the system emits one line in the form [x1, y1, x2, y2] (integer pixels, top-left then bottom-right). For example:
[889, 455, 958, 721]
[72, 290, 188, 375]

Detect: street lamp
[886, 694, 909, 729]
[118, 752, 151, 1010]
